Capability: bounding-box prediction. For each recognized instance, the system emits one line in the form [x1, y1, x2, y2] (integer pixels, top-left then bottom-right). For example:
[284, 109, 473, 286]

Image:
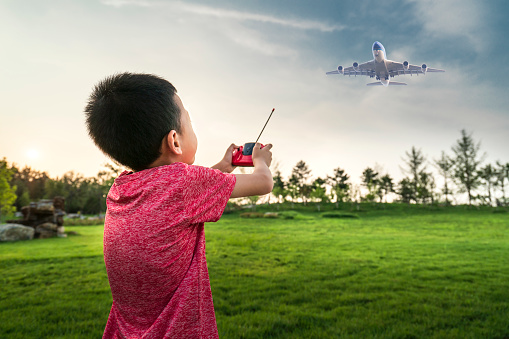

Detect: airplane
[326, 41, 445, 86]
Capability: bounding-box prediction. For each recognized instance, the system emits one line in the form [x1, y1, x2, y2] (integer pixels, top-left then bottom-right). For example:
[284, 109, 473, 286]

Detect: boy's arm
[230, 143, 273, 198]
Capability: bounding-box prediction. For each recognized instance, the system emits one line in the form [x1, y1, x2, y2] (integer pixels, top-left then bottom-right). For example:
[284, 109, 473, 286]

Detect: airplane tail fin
[389, 81, 407, 86]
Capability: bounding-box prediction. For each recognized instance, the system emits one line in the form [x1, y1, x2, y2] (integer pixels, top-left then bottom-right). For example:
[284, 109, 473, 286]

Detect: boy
[84, 73, 273, 338]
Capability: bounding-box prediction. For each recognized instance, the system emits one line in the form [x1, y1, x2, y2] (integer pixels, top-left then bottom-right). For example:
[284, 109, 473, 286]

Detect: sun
[26, 149, 40, 160]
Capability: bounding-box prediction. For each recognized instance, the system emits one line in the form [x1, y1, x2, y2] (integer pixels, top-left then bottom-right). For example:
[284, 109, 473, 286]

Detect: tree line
[0, 129, 508, 219]
[0, 161, 123, 219]
[272, 130, 508, 207]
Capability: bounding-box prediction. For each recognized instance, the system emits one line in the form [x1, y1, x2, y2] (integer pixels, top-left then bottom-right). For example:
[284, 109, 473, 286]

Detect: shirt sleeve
[182, 165, 236, 224]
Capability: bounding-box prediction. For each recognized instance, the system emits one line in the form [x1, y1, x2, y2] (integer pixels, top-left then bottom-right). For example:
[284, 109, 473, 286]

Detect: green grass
[1, 205, 508, 338]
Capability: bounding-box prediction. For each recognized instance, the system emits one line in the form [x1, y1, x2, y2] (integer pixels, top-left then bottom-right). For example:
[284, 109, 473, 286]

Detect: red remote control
[232, 143, 265, 167]
[231, 108, 274, 167]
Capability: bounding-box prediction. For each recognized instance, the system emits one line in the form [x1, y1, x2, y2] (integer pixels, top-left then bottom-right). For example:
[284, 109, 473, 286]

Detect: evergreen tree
[434, 151, 454, 205]
[272, 170, 287, 204]
[397, 178, 414, 204]
[288, 173, 300, 206]
[401, 146, 429, 203]
[495, 161, 509, 206]
[451, 129, 484, 206]
[418, 171, 436, 204]
[379, 174, 394, 203]
[327, 167, 350, 208]
[310, 177, 328, 211]
[478, 164, 497, 206]
[290, 161, 312, 204]
[361, 167, 379, 202]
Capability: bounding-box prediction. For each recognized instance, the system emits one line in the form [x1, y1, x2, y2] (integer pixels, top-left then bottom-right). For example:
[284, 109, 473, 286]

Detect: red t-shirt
[102, 163, 236, 339]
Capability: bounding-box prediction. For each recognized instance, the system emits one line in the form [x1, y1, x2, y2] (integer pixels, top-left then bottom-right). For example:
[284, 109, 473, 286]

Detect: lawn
[1, 205, 508, 338]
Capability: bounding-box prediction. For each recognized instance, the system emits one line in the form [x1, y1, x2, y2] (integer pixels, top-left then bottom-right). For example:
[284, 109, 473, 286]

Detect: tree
[401, 147, 430, 203]
[451, 129, 485, 206]
[290, 161, 312, 204]
[495, 161, 509, 206]
[397, 178, 414, 204]
[434, 151, 454, 205]
[478, 164, 497, 206]
[287, 173, 300, 206]
[328, 167, 350, 208]
[272, 170, 287, 205]
[310, 177, 329, 211]
[45, 171, 88, 213]
[10, 164, 50, 210]
[379, 174, 394, 203]
[0, 158, 17, 220]
[418, 171, 436, 204]
[361, 167, 379, 202]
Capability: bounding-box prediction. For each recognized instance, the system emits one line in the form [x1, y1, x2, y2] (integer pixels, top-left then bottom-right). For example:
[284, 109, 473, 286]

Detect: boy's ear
[165, 130, 183, 155]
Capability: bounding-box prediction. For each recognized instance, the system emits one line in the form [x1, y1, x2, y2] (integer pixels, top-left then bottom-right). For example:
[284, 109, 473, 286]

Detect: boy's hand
[230, 143, 274, 198]
[252, 143, 272, 168]
[211, 143, 238, 173]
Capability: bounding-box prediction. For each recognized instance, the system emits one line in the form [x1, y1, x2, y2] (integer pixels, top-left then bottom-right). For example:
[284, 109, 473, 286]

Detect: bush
[263, 212, 279, 219]
[279, 211, 297, 219]
[321, 212, 359, 219]
[239, 212, 264, 218]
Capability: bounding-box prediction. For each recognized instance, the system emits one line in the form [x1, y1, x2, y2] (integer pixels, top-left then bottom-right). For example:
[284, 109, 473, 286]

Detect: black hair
[84, 73, 181, 171]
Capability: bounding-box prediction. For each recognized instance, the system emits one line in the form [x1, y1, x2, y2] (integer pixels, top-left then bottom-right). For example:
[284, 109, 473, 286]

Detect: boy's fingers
[263, 143, 273, 150]
[228, 143, 239, 153]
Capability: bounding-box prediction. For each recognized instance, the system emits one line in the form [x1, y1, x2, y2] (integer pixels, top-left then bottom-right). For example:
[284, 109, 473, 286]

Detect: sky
[1, 0, 508, 187]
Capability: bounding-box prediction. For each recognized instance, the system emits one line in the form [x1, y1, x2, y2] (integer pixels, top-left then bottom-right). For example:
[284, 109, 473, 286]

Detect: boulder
[37, 230, 57, 239]
[35, 200, 55, 214]
[37, 222, 58, 232]
[0, 224, 35, 241]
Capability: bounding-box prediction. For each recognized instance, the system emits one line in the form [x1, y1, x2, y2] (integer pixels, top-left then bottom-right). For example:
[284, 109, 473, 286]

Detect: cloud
[102, 0, 346, 32]
[221, 23, 297, 57]
[406, 0, 487, 52]
[176, 2, 346, 32]
[102, 0, 152, 8]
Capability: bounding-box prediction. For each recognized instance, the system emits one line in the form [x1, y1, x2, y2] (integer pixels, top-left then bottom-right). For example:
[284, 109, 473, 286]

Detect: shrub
[321, 212, 359, 219]
[263, 212, 279, 219]
[239, 212, 264, 218]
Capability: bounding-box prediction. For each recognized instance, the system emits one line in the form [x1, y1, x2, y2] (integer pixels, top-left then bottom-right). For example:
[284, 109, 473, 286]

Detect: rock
[264, 212, 279, 218]
[53, 196, 65, 210]
[37, 222, 58, 232]
[0, 224, 35, 241]
[35, 200, 55, 214]
[37, 230, 56, 239]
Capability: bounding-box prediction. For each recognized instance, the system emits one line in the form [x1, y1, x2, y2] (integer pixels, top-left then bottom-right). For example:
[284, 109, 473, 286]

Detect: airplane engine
[353, 62, 359, 72]
[403, 61, 409, 71]
[337, 65, 344, 74]
[421, 64, 427, 74]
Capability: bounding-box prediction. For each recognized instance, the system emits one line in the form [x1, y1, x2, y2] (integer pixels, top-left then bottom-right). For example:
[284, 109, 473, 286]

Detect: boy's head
[85, 73, 186, 171]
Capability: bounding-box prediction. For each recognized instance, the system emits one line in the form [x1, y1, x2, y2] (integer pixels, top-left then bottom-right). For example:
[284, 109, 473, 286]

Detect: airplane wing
[386, 60, 445, 76]
[326, 60, 376, 77]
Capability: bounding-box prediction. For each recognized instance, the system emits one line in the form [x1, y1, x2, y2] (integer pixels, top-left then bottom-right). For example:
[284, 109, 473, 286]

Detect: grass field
[1, 204, 508, 338]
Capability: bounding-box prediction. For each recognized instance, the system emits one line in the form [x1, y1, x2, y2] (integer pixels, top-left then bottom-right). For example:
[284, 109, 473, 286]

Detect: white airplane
[326, 41, 445, 86]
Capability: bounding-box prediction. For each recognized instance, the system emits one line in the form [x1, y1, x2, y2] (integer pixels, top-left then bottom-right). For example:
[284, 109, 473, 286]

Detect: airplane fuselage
[372, 41, 390, 86]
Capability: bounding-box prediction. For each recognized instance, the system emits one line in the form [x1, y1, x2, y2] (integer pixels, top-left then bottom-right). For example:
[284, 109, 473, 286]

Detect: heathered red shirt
[102, 163, 236, 339]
